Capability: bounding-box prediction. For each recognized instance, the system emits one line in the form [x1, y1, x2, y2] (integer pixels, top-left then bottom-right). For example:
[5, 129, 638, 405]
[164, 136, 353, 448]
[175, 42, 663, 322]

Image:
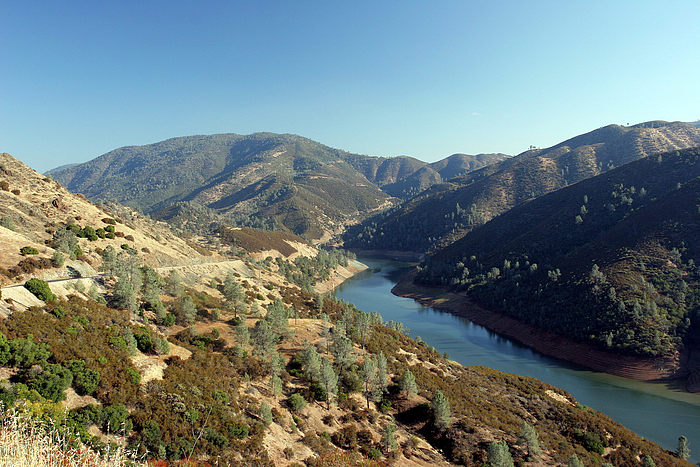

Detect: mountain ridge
[49, 133, 507, 239]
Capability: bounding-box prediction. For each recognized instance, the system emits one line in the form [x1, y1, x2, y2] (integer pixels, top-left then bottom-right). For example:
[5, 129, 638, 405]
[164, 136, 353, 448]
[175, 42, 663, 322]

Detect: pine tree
[320, 357, 338, 409]
[260, 401, 272, 426]
[360, 357, 377, 409]
[431, 390, 451, 429]
[381, 422, 397, 452]
[677, 435, 691, 460]
[568, 454, 584, 467]
[486, 441, 514, 467]
[519, 422, 541, 459]
[302, 344, 321, 382]
[399, 369, 417, 398]
[235, 318, 250, 345]
[641, 455, 655, 467]
[251, 319, 275, 359]
[374, 351, 388, 394]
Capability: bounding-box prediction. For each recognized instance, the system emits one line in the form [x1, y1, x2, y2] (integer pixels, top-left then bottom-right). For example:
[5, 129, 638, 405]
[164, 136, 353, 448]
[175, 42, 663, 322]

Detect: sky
[1, 1, 699, 172]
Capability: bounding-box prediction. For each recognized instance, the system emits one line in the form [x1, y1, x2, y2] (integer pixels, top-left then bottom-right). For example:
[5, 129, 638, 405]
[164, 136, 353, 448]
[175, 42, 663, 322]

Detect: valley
[1, 120, 699, 466]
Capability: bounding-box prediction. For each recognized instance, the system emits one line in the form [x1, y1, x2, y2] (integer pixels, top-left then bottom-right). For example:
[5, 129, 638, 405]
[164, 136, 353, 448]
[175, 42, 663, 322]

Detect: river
[334, 258, 700, 462]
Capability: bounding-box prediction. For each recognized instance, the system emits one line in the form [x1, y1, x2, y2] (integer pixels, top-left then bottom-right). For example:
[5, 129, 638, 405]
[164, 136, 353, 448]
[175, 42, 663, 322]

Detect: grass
[0, 406, 141, 466]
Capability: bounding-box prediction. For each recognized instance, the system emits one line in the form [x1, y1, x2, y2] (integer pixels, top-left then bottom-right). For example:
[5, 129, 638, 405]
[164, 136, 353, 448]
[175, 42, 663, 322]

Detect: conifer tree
[399, 369, 418, 398]
[486, 441, 514, 467]
[431, 390, 451, 429]
[677, 435, 690, 460]
[519, 422, 541, 460]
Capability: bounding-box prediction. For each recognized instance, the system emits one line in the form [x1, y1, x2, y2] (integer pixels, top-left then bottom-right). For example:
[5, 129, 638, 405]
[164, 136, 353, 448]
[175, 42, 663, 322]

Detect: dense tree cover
[275, 248, 355, 290]
[418, 148, 700, 357]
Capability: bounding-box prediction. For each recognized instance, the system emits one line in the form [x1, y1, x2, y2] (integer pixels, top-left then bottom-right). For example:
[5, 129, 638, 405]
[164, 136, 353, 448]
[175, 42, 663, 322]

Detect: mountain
[415, 147, 700, 383]
[345, 121, 700, 253]
[48, 134, 506, 240]
[0, 151, 691, 465]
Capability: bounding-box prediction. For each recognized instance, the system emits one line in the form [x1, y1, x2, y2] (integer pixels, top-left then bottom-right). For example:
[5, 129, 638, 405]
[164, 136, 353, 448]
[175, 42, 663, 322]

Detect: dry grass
[0, 407, 142, 467]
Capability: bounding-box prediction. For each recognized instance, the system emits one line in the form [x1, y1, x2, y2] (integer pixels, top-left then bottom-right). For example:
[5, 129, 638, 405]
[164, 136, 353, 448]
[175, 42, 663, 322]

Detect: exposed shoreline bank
[391, 269, 694, 391]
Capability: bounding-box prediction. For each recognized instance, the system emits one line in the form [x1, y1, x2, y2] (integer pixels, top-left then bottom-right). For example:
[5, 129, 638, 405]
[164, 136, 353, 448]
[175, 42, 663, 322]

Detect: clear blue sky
[2, 1, 699, 171]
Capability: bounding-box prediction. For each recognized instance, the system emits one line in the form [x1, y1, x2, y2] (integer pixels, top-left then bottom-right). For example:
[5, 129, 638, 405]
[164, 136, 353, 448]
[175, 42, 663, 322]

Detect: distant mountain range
[48, 133, 506, 239]
[345, 121, 700, 252]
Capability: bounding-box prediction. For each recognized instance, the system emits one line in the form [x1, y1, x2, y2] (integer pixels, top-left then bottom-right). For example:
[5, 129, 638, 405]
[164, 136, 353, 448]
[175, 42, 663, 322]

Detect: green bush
[81, 226, 98, 241]
[65, 359, 101, 395]
[27, 363, 73, 402]
[228, 423, 249, 439]
[101, 404, 133, 434]
[288, 393, 307, 412]
[20, 246, 39, 256]
[24, 278, 56, 302]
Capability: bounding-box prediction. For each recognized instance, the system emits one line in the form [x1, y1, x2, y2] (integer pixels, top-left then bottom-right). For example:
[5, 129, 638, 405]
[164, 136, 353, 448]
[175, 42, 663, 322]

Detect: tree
[399, 369, 417, 399]
[355, 312, 372, 349]
[113, 251, 143, 313]
[251, 319, 275, 359]
[568, 454, 584, 467]
[331, 335, 355, 370]
[486, 441, 514, 467]
[235, 319, 250, 346]
[431, 390, 451, 429]
[140, 265, 164, 310]
[519, 422, 541, 459]
[302, 344, 322, 382]
[165, 270, 184, 297]
[641, 456, 655, 467]
[381, 422, 397, 452]
[271, 374, 282, 398]
[265, 299, 289, 339]
[260, 401, 272, 426]
[319, 357, 338, 409]
[374, 352, 388, 394]
[677, 435, 691, 460]
[52, 228, 78, 257]
[222, 273, 244, 317]
[172, 295, 197, 326]
[360, 357, 377, 409]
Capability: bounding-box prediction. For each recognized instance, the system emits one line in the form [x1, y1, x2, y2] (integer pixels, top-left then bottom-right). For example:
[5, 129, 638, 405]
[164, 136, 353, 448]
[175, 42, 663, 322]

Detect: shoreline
[391, 269, 694, 390]
[314, 259, 369, 294]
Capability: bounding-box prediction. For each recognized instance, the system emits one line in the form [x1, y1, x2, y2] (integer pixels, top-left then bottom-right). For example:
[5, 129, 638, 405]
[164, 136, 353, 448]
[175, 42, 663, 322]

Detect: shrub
[11, 189, 20, 195]
[24, 278, 56, 302]
[0, 181, 8, 191]
[51, 251, 65, 267]
[65, 359, 101, 396]
[19, 246, 39, 256]
[288, 393, 307, 412]
[0, 216, 15, 230]
[102, 218, 116, 225]
[27, 363, 73, 402]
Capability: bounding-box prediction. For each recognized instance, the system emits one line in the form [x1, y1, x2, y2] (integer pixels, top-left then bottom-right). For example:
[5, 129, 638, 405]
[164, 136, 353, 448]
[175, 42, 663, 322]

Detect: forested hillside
[1, 151, 690, 465]
[345, 121, 700, 253]
[49, 134, 505, 240]
[417, 148, 700, 363]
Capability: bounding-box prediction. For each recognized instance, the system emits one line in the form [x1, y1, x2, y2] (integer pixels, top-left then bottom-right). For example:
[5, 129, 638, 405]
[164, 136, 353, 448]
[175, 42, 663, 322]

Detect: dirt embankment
[314, 259, 368, 294]
[392, 270, 693, 388]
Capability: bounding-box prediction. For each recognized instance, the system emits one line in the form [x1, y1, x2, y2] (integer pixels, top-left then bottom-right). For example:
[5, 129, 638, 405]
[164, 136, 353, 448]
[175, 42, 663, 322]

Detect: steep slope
[345, 121, 700, 253]
[415, 147, 700, 384]
[0, 153, 209, 284]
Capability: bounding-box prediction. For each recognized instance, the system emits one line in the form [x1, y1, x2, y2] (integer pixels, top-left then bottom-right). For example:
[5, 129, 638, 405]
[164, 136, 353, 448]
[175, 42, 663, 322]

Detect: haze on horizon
[1, 0, 699, 172]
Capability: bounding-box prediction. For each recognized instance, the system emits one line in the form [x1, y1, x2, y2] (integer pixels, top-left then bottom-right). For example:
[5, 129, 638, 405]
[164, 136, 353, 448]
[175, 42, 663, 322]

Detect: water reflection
[335, 258, 700, 461]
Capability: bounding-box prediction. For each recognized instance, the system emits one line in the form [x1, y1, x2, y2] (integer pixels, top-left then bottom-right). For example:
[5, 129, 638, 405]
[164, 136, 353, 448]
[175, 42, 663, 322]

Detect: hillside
[345, 120, 700, 253]
[0, 152, 690, 465]
[414, 147, 700, 386]
[48, 134, 506, 240]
